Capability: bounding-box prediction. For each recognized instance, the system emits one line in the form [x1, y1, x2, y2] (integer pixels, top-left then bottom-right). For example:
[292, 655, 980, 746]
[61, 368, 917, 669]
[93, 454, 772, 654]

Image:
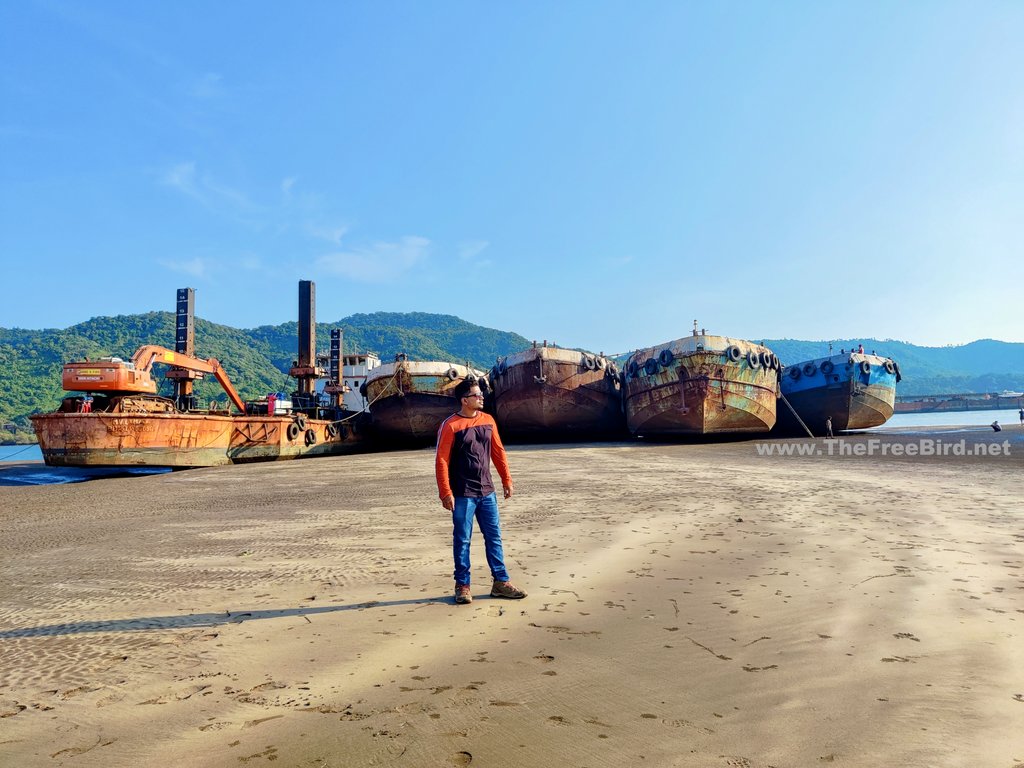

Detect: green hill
[2, 315, 1022, 444]
[0, 312, 530, 443]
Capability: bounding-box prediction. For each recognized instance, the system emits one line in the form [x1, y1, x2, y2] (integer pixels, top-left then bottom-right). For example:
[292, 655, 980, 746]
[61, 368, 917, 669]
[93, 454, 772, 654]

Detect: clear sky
[2, 1, 1022, 354]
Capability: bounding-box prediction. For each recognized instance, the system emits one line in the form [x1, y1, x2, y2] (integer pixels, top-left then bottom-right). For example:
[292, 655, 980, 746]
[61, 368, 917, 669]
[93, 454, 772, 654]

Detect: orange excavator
[62, 345, 246, 413]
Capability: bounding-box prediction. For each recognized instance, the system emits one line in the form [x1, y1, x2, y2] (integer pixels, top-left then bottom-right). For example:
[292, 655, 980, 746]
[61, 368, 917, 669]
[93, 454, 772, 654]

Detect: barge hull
[777, 382, 894, 433]
[777, 353, 898, 434]
[492, 350, 623, 438]
[366, 393, 457, 444]
[625, 375, 776, 435]
[623, 339, 778, 437]
[30, 412, 363, 468]
[364, 359, 487, 445]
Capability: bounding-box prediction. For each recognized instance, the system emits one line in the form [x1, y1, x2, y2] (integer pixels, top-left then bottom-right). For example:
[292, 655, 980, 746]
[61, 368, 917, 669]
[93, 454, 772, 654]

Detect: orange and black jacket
[435, 411, 511, 499]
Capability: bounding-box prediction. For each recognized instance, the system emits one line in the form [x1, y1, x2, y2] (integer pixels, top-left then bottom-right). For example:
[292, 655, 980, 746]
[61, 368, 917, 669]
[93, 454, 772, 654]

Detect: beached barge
[363, 355, 488, 444]
[490, 343, 624, 439]
[31, 282, 366, 467]
[31, 407, 361, 467]
[776, 351, 900, 434]
[623, 326, 779, 436]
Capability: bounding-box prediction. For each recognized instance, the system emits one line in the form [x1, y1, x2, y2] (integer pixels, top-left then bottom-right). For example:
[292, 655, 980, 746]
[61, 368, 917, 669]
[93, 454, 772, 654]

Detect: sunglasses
[463, 392, 484, 399]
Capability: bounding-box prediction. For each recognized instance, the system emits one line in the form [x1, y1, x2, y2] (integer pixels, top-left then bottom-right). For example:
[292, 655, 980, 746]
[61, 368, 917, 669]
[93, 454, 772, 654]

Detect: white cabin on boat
[341, 352, 381, 412]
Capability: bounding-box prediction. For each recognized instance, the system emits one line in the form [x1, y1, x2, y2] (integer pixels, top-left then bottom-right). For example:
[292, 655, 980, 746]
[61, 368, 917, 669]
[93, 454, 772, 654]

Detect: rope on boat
[325, 364, 405, 426]
[778, 392, 815, 438]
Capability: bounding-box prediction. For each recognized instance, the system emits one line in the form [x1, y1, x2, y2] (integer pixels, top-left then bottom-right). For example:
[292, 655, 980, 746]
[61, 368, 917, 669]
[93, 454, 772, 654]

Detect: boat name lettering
[106, 418, 146, 435]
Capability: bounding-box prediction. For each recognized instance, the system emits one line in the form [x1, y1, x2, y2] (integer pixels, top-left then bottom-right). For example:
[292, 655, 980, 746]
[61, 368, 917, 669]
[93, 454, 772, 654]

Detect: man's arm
[435, 421, 455, 509]
[489, 420, 513, 498]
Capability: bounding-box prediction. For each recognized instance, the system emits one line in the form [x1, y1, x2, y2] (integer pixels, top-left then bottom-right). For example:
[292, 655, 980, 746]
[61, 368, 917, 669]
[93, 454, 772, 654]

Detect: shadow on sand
[0, 597, 455, 639]
[0, 463, 172, 486]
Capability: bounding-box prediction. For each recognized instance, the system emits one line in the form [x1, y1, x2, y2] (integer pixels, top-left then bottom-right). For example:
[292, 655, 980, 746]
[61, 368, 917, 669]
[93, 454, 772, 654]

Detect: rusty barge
[489, 343, 625, 440]
[363, 355, 489, 444]
[622, 325, 779, 436]
[894, 391, 1022, 413]
[775, 351, 900, 435]
[31, 282, 367, 468]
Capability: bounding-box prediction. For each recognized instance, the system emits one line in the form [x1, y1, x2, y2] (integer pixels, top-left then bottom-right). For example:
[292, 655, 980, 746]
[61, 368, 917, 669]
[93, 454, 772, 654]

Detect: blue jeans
[452, 493, 509, 585]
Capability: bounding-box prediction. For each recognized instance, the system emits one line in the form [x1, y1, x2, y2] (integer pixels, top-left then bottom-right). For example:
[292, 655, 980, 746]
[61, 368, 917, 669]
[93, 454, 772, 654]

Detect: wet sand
[1, 428, 1022, 767]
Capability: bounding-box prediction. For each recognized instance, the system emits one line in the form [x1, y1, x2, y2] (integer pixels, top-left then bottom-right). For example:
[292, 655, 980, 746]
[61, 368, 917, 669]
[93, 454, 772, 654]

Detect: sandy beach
[2, 427, 1022, 767]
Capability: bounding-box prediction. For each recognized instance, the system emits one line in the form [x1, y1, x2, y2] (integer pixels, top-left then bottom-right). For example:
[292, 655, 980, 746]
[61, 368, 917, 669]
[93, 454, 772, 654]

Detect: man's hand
[441, 495, 455, 511]
[503, 483, 513, 500]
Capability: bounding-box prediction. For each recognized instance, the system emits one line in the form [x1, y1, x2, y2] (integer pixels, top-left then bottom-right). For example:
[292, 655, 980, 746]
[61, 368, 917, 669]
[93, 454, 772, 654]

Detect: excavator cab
[62, 357, 158, 394]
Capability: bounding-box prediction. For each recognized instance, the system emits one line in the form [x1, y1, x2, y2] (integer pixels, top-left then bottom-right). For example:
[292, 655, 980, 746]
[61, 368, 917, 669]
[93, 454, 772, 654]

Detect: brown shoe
[455, 584, 473, 604]
[490, 580, 527, 599]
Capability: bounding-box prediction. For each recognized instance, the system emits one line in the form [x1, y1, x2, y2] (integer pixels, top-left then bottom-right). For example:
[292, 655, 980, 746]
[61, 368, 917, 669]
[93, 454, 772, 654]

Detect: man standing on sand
[1019, 408, 1023, 426]
[436, 378, 527, 605]
[825, 416, 834, 439]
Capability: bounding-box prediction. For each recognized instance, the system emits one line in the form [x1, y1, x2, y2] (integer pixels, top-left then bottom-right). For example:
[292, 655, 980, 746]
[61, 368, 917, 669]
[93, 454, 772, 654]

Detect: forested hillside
[0, 312, 529, 442]
[1, 314, 1021, 443]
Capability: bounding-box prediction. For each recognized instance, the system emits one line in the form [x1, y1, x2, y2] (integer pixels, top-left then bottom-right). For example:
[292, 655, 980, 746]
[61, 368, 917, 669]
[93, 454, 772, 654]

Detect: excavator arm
[129, 345, 247, 413]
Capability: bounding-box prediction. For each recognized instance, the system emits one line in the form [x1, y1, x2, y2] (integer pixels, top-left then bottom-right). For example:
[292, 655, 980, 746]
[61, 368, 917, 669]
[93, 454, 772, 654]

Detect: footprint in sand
[61, 685, 102, 700]
[138, 684, 211, 705]
[452, 752, 473, 766]
[250, 681, 288, 692]
[50, 737, 117, 759]
[198, 721, 230, 731]
[95, 691, 126, 708]
[243, 714, 284, 728]
[0, 699, 26, 718]
[663, 718, 714, 734]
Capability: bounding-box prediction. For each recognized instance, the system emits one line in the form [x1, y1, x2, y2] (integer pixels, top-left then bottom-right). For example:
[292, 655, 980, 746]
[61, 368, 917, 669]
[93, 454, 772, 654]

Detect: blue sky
[2, 1, 1022, 354]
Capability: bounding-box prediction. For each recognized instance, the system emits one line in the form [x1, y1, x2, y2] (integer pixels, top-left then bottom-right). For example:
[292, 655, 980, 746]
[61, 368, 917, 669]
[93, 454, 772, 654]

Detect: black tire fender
[860, 361, 871, 376]
[726, 345, 742, 362]
[658, 348, 674, 367]
[325, 423, 339, 440]
[627, 360, 640, 378]
[644, 358, 660, 376]
[294, 413, 308, 431]
[884, 360, 895, 375]
[788, 366, 801, 380]
[286, 422, 301, 441]
[821, 360, 834, 375]
[447, 368, 459, 381]
[759, 351, 771, 369]
[803, 363, 817, 377]
[304, 429, 317, 446]
[747, 351, 761, 369]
